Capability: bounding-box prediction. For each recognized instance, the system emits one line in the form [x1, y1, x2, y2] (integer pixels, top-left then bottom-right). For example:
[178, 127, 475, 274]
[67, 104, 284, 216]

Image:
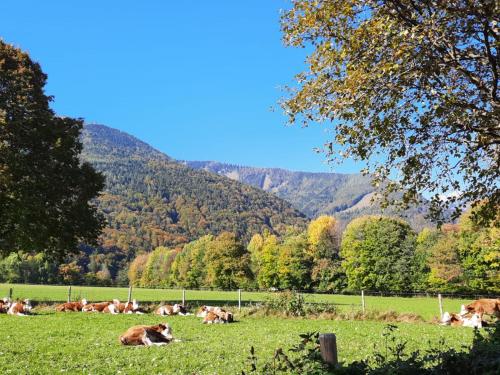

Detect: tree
[128, 253, 149, 287]
[277, 234, 312, 290]
[141, 246, 179, 287]
[307, 215, 340, 260]
[306, 216, 344, 291]
[171, 235, 213, 288]
[281, 0, 499, 225]
[0, 40, 104, 258]
[341, 216, 417, 291]
[58, 262, 83, 285]
[255, 233, 281, 289]
[426, 225, 463, 291]
[204, 232, 252, 289]
[95, 264, 112, 286]
[457, 209, 499, 292]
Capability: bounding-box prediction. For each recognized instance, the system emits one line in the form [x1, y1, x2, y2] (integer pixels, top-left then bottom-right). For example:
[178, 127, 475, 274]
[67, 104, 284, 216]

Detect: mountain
[81, 124, 307, 252]
[184, 161, 433, 230]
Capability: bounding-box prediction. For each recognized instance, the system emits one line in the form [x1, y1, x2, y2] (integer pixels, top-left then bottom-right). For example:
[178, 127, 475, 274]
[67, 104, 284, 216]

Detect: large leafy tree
[171, 235, 213, 288]
[281, 0, 499, 225]
[204, 232, 252, 289]
[340, 216, 417, 291]
[0, 41, 104, 258]
[457, 209, 499, 292]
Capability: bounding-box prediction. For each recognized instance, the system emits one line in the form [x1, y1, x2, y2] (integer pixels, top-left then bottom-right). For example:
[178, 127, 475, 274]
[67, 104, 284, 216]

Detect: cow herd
[1, 296, 498, 347]
[57, 299, 145, 314]
[52, 298, 236, 324]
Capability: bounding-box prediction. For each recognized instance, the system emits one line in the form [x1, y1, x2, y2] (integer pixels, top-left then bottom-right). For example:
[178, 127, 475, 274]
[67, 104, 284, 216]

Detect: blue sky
[1, 0, 363, 173]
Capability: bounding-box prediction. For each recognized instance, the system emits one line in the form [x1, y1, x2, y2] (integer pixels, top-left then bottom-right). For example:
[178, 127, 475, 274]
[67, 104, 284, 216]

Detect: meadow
[0, 310, 477, 374]
[0, 283, 473, 321]
[0, 283, 483, 374]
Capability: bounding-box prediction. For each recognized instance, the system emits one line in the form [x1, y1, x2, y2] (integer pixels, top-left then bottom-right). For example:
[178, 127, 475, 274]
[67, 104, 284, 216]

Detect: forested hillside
[184, 161, 433, 230]
[81, 124, 307, 252]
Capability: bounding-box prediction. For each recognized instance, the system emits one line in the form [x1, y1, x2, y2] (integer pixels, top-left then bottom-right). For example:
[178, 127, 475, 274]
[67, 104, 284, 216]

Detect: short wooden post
[238, 289, 242, 311]
[127, 286, 132, 303]
[182, 289, 186, 305]
[361, 290, 366, 314]
[8, 287, 12, 300]
[438, 293, 443, 317]
[319, 333, 338, 366]
[67, 285, 72, 303]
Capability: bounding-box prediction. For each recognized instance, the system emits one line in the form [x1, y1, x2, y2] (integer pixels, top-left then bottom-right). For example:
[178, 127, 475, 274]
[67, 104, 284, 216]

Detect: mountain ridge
[81, 124, 308, 252]
[183, 160, 433, 230]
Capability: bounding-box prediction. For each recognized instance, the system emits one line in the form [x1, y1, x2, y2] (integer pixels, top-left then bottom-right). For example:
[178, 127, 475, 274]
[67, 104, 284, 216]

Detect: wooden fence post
[319, 333, 338, 366]
[67, 285, 72, 303]
[127, 286, 132, 303]
[182, 289, 186, 305]
[438, 293, 443, 317]
[361, 290, 366, 314]
[238, 289, 242, 311]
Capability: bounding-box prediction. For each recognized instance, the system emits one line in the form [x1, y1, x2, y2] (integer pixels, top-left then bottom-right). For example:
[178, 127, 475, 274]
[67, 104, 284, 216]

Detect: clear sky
[1, 0, 363, 173]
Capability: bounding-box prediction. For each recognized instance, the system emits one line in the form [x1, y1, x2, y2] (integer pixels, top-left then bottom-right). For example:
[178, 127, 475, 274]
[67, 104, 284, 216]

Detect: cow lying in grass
[202, 307, 234, 324]
[113, 299, 144, 314]
[56, 299, 88, 312]
[119, 323, 173, 346]
[196, 305, 222, 318]
[155, 303, 189, 316]
[462, 299, 500, 319]
[0, 297, 11, 313]
[82, 299, 144, 314]
[82, 301, 112, 312]
[7, 299, 32, 316]
[441, 311, 483, 328]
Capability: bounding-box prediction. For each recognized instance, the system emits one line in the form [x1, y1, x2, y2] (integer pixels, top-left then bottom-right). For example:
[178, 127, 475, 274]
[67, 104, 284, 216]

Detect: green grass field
[0, 283, 473, 321]
[0, 283, 483, 374]
[0, 311, 476, 374]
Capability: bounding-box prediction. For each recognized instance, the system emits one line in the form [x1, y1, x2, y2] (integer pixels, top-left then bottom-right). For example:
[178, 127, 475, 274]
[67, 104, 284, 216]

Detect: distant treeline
[1, 208, 497, 294]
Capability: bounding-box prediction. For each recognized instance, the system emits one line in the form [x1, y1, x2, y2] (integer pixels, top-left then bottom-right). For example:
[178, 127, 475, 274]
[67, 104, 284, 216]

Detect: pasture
[0, 284, 483, 374]
[0, 283, 473, 321]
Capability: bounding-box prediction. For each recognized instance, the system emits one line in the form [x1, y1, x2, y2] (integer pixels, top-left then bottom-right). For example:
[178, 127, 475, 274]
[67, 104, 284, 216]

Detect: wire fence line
[1, 283, 496, 306]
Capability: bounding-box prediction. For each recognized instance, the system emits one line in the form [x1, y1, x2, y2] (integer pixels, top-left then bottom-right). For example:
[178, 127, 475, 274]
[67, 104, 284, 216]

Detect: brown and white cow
[56, 299, 88, 312]
[112, 299, 144, 314]
[202, 311, 224, 324]
[7, 299, 32, 316]
[441, 312, 464, 326]
[119, 323, 173, 346]
[156, 303, 189, 316]
[0, 297, 11, 313]
[462, 299, 500, 319]
[196, 305, 222, 318]
[155, 304, 179, 316]
[103, 302, 119, 314]
[82, 301, 112, 312]
[202, 308, 233, 324]
[441, 311, 483, 328]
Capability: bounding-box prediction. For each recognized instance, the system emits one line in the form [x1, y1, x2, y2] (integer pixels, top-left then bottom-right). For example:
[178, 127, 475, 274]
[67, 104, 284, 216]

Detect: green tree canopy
[0, 40, 104, 258]
[204, 232, 252, 289]
[281, 0, 499, 225]
[277, 233, 312, 290]
[457, 209, 499, 292]
[426, 225, 463, 291]
[340, 216, 417, 291]
[171, 234, 213, 288]
[141, 246, 179, 287]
